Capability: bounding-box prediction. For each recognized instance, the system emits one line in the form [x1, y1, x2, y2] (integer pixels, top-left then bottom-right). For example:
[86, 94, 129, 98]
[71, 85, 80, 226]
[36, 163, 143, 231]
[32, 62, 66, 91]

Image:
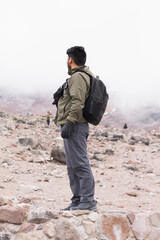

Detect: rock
[130, 136, 150, 145]
[100, 214, 130, 240]
[104, 149, 114, 155]
[55, 219, 81, 240]
[0, 233, 11, 240]
[2, 158, 14, 166]
[28, 209, 59, 223]
[32, 142, 46, 150]
[0, 207, 26, 224]
[28, 119, 36, 125]
[88, 212, 99, 222]
[6, 120, 15, 131]
[150, 213, 160, 227]
[17, 119, 26, 124]
[101, 131, 109, 137]
[43, 221, 55, 238]
[130, 136, 142, 143]
[126, 164, 139, 171]
[0, 196, 7, 206]
[125, 146, 135, 151]
[37, 225, 43, 230]
[31, 150, 46, 156]
[113, 134, 124, 139]
[83, 220, 96, 237]
[131, 214, 152, 239]
[19, 197, 31, 204]
[141, 138, 150, 145]
[126, 192, 138, 197]
[19, 223, 36, 233]
[7, 224, 21, 234]
[15, 231, 45, 240]
[51, 146, 66, 164]
[148, 227, 160, 240]
[18, 137, 34, 147]
[127, 212, 135, 225]
[92, 153, 105, 161]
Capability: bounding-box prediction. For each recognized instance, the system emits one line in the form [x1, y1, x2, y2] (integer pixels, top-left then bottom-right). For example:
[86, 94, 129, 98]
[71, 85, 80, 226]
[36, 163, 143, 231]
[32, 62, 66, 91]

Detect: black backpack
[53, 70, 109, 125]
[80, 72, 109, 125]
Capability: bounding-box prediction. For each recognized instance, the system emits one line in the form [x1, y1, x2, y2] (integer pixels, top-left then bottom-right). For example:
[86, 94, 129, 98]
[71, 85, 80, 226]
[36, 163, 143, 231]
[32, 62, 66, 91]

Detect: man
[54, 46, 97, 211]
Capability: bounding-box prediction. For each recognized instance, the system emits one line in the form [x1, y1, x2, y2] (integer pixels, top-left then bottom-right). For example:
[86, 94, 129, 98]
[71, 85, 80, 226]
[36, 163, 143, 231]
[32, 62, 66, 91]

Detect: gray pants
[63, 122, 95, 203]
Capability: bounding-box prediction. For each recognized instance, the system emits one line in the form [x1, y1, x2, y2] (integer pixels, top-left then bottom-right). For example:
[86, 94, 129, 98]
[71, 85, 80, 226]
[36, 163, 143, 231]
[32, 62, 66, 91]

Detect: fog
[0, 0, 160, 110]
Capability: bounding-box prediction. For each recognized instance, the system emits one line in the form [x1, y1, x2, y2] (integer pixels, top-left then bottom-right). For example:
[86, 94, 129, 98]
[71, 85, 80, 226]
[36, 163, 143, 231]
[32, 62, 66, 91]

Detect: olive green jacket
[54, 66, 94, 126]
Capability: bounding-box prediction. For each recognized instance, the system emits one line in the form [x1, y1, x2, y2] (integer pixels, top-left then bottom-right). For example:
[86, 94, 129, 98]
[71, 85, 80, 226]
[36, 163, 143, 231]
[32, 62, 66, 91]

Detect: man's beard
[67, 62, 72, 75]
[67, 62, 71, 72]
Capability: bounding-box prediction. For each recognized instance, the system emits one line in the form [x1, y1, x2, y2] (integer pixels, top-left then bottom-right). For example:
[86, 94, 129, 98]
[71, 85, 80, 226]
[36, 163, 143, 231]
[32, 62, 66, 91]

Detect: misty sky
[0, 0, 160, 108]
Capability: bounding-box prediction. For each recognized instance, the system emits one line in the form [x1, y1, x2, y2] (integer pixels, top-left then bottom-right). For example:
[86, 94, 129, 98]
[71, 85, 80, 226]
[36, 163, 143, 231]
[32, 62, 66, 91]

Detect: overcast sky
[0, 0, 160, 108]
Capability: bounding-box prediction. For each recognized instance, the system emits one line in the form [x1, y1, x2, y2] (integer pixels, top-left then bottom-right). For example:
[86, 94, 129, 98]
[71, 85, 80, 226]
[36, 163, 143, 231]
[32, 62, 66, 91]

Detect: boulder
[55, 219, 81, 240]
[28, 209, 59, 223]
[51, 146, 66, 164]
[18, 137, 34, 147]
[99, 214, 130, 240]
[0, 207, 26, 225]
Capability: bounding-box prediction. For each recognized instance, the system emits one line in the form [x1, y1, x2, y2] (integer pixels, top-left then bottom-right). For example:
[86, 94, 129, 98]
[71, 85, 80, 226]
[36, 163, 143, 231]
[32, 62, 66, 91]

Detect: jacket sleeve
[66, 72, 89, 124]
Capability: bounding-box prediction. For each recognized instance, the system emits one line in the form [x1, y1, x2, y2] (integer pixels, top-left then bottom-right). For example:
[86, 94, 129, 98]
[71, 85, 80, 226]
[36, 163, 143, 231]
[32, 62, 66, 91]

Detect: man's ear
[68, 57, 74, 65]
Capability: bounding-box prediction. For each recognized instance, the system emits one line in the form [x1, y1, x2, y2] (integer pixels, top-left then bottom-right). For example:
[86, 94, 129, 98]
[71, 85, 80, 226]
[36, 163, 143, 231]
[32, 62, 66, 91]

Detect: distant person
[54, 46, 97, 211]
[46, 111, 51, 126]
[123, 123, 128, 129]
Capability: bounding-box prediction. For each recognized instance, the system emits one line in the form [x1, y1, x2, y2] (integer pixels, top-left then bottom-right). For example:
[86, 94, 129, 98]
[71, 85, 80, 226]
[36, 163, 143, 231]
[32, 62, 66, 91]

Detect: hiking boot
[71, 201, 97, 211]
[60, 201, 80, 211]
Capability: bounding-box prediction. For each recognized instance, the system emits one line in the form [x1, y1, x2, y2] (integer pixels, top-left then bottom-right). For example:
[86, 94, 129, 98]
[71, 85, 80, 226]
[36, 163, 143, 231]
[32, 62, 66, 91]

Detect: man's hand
[61, 122, 73, 138]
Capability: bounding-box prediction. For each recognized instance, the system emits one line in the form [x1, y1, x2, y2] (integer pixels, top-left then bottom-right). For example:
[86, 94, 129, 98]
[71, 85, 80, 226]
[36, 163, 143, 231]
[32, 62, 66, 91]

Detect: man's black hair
[66, 46, 86, 66]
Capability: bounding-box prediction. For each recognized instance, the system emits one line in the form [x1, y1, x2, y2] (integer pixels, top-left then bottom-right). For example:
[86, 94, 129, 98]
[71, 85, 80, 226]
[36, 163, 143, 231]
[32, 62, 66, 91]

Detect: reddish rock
[127, 212, 135, 225]
[126, 192, 138, 197]
[125, 146, 135, 151]
[0, 207, 26, 225]
[20, 223, 35, 233]
[100, 214, 130, 240]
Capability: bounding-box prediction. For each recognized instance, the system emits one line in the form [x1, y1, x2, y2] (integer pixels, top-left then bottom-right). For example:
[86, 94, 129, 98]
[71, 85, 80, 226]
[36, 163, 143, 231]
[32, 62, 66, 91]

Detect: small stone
[150, 213, 160, 227]
[37, 225, 43, 230]
[92, 153, 105, 161]
[6, 120, 15, 131]
[113, 134, 124, 139]
[104, 149, 114, 155]
[127, 212, 136, 225]
[2, 158, 14, 166]
[0, 196, 7, 206]
[19, 197, 31, 204]
[126, 165, 139, 171]
[125, 146, 135, 151]
[61, 211, 73, 218]
[126, 192, 138, 197]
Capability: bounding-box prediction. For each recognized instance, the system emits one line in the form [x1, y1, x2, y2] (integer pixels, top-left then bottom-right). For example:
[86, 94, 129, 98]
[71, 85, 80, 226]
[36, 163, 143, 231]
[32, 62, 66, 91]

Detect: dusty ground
[0, 113, 160, 213]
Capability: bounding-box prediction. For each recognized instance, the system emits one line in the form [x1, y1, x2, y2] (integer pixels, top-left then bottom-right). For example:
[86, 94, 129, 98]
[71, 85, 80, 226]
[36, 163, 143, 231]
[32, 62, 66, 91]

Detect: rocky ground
[0, 111, 160, 214]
